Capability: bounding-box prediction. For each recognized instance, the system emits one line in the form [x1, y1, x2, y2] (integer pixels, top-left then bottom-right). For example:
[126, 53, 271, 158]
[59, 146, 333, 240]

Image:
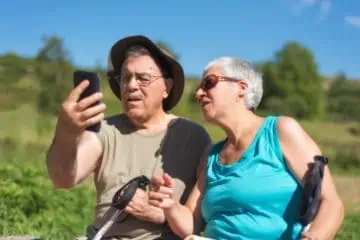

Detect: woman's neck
[217, 110, 263, 149]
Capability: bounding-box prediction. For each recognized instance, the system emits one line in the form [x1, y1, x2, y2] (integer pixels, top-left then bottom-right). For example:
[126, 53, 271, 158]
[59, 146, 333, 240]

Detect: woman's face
[195, 67, 241, 123]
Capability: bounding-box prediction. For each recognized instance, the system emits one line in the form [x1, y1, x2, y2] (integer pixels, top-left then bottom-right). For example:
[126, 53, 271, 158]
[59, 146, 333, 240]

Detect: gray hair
[125, 45, 152, 58]
[123, 45, 170, 77]
[204, 56, 263, 110]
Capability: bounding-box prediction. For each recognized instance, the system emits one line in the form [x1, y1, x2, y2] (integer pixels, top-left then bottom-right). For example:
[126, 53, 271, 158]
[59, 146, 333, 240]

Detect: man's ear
[164, 78, 173, 99]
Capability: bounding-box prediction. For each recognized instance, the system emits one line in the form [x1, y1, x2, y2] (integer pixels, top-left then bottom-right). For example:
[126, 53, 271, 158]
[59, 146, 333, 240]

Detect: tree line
[0, 35, 360, 123]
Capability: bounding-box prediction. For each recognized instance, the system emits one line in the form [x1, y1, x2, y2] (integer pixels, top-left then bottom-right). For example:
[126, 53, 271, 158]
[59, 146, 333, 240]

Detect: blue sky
[1, 0, 359, 78]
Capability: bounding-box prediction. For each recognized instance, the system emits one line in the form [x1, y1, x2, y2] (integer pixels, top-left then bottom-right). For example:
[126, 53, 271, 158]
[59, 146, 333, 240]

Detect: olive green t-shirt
[93, 114, 211, 239]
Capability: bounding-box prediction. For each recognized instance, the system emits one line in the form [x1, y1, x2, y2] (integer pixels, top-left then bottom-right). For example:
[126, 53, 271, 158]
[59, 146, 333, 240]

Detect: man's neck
[129, 111, 177, 136]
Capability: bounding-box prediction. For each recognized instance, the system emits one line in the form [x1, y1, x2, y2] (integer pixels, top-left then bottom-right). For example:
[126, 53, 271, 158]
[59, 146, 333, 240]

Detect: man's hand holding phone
[58, 79, 106, 137]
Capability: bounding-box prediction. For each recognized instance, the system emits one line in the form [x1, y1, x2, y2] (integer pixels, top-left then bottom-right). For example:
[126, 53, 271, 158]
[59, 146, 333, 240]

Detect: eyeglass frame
[114, 71, 168, 87]
[198, 74, 248, 91]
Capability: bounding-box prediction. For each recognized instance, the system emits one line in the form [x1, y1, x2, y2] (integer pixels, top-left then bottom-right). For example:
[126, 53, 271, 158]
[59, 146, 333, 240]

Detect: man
[46, 35, 211, 239]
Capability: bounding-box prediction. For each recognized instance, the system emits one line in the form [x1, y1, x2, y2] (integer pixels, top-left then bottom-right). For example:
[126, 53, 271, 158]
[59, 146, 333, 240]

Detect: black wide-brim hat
[107, 35, 185, 111]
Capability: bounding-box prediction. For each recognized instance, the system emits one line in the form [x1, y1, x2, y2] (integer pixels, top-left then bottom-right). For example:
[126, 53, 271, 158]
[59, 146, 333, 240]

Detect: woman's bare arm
[278, 116, 344, 240]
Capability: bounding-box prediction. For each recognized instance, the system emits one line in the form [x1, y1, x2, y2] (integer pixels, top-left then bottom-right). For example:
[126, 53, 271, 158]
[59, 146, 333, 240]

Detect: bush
[0, 162, 95, 239]
[336, 213, 360, 239]
[334, 145, 360, 171]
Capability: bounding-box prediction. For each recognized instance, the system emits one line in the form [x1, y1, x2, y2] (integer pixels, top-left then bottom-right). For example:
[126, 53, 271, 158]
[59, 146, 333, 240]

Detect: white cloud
[290, 0, 332, 20]
[345, 16, 360, 28]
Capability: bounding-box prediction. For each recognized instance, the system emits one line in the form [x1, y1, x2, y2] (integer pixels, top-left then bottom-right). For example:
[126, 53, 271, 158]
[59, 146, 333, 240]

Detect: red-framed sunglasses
[198, 74, 247, 91]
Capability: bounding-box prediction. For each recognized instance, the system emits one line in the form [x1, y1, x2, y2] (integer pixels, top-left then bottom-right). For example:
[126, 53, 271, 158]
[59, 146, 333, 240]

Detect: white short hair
[204, 56, 263, 110]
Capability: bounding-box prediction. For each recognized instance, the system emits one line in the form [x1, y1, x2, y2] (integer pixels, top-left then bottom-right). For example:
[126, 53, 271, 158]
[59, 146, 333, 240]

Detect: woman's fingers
[149, 190, 172, 201]
[163, 173, 174, 188]
[151, 175, 165, 191]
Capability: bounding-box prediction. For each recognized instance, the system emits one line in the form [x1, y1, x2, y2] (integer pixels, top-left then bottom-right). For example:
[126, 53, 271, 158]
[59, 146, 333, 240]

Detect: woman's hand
[149, 173, 205, 237]
[149, 173, 176, 210]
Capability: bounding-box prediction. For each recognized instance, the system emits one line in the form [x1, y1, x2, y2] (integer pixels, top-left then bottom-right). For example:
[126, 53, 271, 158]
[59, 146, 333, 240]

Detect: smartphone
[73, 70, 101, 132]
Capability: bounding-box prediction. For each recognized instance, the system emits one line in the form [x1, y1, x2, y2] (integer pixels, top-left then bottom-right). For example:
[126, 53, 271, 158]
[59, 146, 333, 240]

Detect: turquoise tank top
[201, 116, 304, 240]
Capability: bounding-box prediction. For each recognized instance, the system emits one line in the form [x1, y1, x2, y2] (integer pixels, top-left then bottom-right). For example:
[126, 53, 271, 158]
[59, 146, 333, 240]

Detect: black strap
[298, 155, 328, 226]
[111, 175, 151, 210]
[87, 175, 151, 239]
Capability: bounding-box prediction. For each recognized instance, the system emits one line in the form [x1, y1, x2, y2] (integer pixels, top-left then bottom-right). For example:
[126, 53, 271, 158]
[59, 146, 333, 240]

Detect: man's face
[119, 55, 169, 122]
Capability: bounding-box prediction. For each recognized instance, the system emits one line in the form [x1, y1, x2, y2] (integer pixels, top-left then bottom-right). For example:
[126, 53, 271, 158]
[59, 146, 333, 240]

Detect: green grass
[336, 213, 360, 240]
[1, 77, 360, 238]
[300, 120, 360, 157]
[0, 162, 96, 240]
[1, 93, 360, 173]
[0, 160, 358, 240]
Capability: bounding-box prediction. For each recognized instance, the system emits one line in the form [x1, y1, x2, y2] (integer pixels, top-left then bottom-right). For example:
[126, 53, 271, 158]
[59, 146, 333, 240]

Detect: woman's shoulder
[276, 116, 303, 136]
[262, 115, 299, 127]
[274, 115, 310, 149]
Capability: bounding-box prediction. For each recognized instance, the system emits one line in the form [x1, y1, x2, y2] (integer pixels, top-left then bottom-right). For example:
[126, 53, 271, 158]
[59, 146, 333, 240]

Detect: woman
[149, 57, 344, 240]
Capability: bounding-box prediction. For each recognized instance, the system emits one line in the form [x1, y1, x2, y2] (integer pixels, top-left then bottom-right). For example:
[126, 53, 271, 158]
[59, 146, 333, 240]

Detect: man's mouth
[126, 94, 142, 102]
[127, 98, 141, 102]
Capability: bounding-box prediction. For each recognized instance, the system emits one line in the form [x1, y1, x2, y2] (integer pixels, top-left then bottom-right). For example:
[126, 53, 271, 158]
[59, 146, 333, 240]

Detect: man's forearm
[46, 125, 80, 189]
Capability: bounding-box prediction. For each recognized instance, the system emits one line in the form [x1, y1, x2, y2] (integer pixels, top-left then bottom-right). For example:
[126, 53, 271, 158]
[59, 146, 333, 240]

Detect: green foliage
[36, 35, 71, 63]
[0, 86, 37, 111]
[0, 53, 35, 86]
[186, 78, 201, 106]
[262, 94, 310, 119]
[258, 42, 325, 119]
[35, 62, 73, 116]
[336, 213, 360, 239]
[334, 145, 360, 171]
[35, 36, 74, 116]
[1, 35, 360, 238]
[327, 73, 360, 121]
[0, 162, 95, 239]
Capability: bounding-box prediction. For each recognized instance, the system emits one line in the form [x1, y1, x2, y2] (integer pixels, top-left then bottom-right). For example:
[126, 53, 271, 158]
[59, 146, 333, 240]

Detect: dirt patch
[334, 175, 360, 213]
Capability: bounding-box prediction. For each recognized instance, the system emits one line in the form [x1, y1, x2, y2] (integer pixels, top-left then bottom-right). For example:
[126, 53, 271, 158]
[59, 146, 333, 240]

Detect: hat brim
[107, 35, 185, 111]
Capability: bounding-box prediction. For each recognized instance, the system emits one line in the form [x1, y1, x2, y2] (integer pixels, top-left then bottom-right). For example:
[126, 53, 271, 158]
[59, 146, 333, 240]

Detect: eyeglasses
[115, 72, 165, 87]
[198, 74, 246, 91]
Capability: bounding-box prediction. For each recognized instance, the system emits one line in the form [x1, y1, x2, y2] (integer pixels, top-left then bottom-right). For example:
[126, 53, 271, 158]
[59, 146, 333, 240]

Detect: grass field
[1, 80, 360, 238]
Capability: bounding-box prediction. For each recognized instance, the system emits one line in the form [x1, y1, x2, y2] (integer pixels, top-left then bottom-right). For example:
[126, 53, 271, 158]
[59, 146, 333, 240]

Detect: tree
[327, 72, 348, 98]
[327, 72, 360, 121]
[0, 53, 34, 86]
[0, 53, 36, 110]
[36, 35, 71, 63]
[35, 35, 73, 116]
[258, 42, 325, 119]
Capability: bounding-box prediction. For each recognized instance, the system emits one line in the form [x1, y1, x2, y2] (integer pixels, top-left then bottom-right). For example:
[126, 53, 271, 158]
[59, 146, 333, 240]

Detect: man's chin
[125, 109, 146, 122]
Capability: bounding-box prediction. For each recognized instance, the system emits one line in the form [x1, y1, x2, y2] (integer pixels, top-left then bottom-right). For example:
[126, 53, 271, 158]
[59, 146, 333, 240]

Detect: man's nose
[127, 75, 139, 89]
